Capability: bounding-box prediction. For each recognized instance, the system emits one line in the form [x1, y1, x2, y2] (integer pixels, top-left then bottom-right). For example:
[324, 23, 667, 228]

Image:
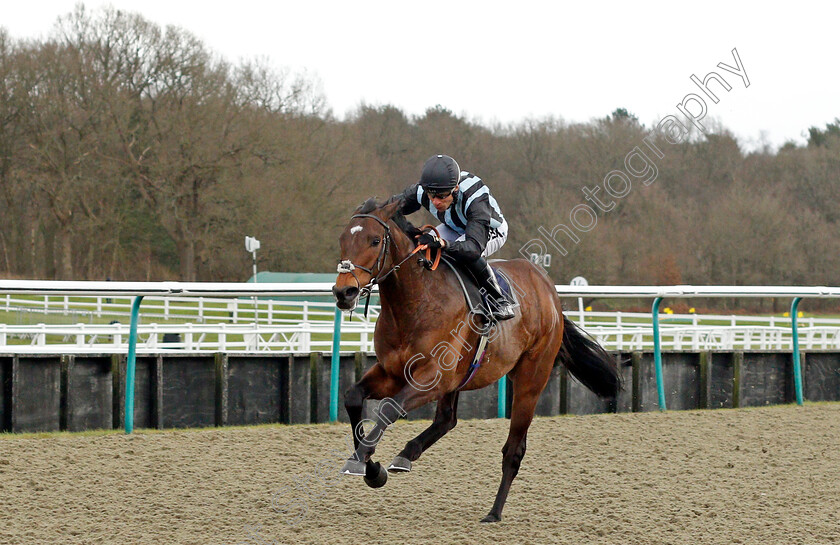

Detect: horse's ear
[354, 197, 378, 215]
[377, 198, 403, 221]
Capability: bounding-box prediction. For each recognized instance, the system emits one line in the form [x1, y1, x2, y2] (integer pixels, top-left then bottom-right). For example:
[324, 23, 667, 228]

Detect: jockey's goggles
[426, 188, 453, 200]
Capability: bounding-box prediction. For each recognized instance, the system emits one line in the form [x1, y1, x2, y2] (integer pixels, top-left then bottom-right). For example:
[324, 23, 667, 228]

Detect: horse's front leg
[388, 390, 459, 473]
[345, 362, 443, 487]
[341, 363, 400, 484]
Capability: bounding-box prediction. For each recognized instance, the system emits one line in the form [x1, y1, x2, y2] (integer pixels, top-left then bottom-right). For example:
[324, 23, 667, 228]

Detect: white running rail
[1, 313, 838, 353]
[1, 281, 839, 353]
[0, 293, 378, 325]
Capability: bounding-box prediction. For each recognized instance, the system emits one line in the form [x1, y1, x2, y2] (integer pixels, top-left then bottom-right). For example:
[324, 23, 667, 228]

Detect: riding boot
[466, 257, 515, 321]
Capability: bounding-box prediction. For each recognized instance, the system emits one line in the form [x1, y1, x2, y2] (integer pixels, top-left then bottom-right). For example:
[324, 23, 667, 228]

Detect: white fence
[0, 320, 376, 354]
[0, 293, 379, 353]
[0, 293, 379, 325]
[2, 291, 840, 353]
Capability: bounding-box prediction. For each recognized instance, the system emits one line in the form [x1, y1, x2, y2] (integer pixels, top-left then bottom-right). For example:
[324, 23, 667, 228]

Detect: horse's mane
[354, 197, 422, 241]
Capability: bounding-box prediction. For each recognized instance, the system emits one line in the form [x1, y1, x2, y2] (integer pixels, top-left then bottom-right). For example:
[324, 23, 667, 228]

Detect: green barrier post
[497, 375, 507, 418]
[330, 307, 342, 422]
[125, 295, 144, 434]
[652, 296, 667, 411]
[790, 297, 804, 406]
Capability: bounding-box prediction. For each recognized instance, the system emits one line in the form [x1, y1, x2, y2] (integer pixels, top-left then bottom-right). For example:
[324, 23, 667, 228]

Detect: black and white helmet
[419, 154, 461, 190]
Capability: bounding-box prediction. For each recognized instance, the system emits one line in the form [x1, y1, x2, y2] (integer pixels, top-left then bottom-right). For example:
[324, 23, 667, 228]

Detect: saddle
[438, 255, 518, 324]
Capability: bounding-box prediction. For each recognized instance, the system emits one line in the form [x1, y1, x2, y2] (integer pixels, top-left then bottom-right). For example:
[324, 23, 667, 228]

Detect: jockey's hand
[417, 231, 445, 250]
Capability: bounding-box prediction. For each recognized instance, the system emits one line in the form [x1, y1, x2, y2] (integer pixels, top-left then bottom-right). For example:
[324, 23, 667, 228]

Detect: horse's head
[332, 198, 405, 310]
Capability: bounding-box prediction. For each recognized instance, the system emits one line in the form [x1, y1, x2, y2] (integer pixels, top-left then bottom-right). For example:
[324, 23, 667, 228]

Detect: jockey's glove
[417, 231, 446, 250]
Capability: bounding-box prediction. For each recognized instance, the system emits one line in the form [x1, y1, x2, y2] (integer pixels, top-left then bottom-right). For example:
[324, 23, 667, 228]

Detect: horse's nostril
[332, 285, 359, 301]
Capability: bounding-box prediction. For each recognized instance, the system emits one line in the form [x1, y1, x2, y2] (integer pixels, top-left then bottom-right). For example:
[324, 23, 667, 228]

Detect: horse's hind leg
[482, 353, 553, 523]
[388, 390, 460, 473]
[481, 386, 537, 523]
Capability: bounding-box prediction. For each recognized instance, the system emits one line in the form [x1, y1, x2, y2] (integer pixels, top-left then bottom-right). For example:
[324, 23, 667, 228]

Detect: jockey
[390, 154, 515, 321]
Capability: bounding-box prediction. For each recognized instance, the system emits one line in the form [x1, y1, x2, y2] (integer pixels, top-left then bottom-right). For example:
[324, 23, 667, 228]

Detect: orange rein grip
[428, 242, 441, 270]
[418, 224, 442, 271]
[410, 243, 441, 271]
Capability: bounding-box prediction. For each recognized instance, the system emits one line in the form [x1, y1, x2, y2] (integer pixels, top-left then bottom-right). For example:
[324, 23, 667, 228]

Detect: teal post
[652, 297, 667, 411]
[498, 376, 507, 418]
[330, 306, 342, 422]
[790, 297, 804, 406]
[125, 295, 144, 434]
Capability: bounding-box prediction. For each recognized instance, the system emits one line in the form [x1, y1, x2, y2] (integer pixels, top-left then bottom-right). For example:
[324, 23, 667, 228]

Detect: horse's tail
[556, 314, 621, 398]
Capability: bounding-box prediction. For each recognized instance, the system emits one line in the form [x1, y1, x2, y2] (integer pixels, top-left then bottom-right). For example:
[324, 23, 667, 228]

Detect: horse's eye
[371, 237, 381, 246]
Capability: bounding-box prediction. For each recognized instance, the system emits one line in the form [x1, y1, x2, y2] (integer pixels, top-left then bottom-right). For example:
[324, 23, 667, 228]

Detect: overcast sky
[3, 1, 838, 151]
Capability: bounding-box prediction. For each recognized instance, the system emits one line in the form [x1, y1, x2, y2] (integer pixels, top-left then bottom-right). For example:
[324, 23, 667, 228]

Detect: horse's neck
[377, 230, 438, 327]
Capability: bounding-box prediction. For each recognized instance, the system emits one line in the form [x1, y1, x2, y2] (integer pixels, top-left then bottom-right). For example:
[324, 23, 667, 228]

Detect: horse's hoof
[480, 513, 501, 523]
[340, 458, 366, 476]
[387, 456, 412, 473]
[364, 462, 388, 488]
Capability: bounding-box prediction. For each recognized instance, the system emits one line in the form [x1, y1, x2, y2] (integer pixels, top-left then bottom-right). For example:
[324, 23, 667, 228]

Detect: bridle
[336, 214, 441, 311]
[336, 214, 394, 299]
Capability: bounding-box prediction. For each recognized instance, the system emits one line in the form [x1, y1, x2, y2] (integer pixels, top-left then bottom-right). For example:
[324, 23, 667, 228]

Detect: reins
[336, 214, 441, 317]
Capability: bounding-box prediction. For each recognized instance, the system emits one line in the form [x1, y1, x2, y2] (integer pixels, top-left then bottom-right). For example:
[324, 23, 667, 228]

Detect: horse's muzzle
[332, 285, 359, 310]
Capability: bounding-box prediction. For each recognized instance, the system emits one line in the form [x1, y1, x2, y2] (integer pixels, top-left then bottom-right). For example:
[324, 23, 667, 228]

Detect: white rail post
[615, 312, 623, 351]
[148, 324, 158, 349]
[113, 322, 122, 347]
[247, 324, 258, 350]
[301, 322, 311, 352]
[76, 324, 84, 348]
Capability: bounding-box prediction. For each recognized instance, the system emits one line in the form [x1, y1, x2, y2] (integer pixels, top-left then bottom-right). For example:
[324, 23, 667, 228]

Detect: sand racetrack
[1, 404, 838, 545]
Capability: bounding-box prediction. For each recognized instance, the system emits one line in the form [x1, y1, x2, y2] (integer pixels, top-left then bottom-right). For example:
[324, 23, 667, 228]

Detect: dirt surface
[1, 404, 839, 545]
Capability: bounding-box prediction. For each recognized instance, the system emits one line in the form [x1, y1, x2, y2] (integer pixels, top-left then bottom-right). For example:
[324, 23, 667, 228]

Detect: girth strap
[457, 333, 488, 391]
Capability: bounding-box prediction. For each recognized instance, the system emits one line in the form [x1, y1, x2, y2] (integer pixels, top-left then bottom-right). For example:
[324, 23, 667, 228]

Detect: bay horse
[332, 198, 619, 523]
